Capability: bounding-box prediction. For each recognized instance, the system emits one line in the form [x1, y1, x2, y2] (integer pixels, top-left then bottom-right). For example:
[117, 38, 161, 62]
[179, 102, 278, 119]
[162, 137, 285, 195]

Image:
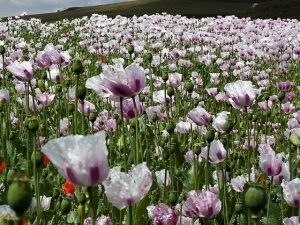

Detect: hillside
[13, 0, 300, 22]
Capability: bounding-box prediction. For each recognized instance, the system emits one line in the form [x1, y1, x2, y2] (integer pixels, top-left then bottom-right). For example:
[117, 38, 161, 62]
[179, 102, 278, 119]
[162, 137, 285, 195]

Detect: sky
[0, 0, 127, 17]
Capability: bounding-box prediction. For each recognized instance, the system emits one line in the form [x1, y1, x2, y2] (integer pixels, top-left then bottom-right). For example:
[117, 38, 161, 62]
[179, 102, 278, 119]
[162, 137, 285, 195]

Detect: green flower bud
[76, 85, 87, 101]
[0, 46, 5, 55]
[205, 130, 215, 143]
[127, 45, 134, 55]
[71, 60, 84, 75]
[162, 73, 169, 82]
[77, 204, 84, 218]
[165, 122, 175, 134]
[88, 112, 97, 123]
[167, 86, 175, 96]
[7, 179, 32, 215]
[37, 80, 46, 92]
[184, 81, 194, 93]
[244, 186, 267, 212]
[31, 151, 44, 168]
[278, 92, 285, 102]
[26, 117, 39, 132]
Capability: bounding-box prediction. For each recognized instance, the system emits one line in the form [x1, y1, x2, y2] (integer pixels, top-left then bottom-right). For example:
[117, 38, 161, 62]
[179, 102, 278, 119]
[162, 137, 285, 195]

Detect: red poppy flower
[0, 162, 6, 173]
[21, 218, 27, 225]
[63, 180, 75, 195]
[43, 154, 50, 165]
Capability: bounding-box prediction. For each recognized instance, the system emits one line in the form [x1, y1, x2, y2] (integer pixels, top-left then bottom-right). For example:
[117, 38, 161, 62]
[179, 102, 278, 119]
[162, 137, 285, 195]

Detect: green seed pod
[150, 112, 158, 123]
[278, 92, 285, 102]
[127, 45, 134, 55]
[205, 130, 215, 143]
[37, 80, 46, 92]
[169, 193, 177, 205]
[26, 117, 39, 132]
[167, 86, 175, 96]
[184, 81, 194, 93]
[31, 151, 44, 168]
[88, 112, 97, 123]
[7, 179, 32, 215]
[162, 73, 169, 82]
[0, 46, 6, 55]
[76, 85, 87, 101]
[72, 60, 84, 75]
[165, 122, 175, 134]
[244, 186, 267, 212]
[61, 199, 71, 215]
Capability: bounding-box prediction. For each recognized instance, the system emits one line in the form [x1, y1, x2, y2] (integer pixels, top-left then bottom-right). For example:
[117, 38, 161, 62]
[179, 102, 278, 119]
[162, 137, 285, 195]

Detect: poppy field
[0, 14, 300, 225]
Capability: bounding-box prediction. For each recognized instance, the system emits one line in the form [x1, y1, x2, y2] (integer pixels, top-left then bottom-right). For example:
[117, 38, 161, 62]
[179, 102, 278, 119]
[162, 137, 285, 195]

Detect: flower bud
[244, 186, 267, 212]
[7, 179, 32, 215]
[76, 85, 87, 101]
[184, 81, 194, 93]
[72, 60, 84, 75]
[0, 46, 5, 55]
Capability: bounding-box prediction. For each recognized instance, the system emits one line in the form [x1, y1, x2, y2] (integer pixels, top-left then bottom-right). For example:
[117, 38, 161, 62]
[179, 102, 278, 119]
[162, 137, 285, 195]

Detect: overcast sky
[0, 0, 127, 17]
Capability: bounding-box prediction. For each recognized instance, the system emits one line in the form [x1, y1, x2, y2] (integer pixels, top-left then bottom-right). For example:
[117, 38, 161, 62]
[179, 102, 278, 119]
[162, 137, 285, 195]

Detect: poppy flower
[63, 180, 75, 195]
[0, 162, 6, 173]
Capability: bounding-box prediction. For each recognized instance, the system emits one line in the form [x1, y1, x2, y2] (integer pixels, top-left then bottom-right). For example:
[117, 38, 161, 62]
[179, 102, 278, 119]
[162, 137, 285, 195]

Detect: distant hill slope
[13, 0, 300, 22]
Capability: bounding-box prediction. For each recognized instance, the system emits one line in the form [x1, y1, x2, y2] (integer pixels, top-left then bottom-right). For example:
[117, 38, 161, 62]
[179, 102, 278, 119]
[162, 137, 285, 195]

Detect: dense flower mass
[0, 13, 300, 225]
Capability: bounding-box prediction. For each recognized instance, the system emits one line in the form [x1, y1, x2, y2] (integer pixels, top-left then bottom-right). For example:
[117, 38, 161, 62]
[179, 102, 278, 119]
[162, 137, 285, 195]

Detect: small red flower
[0, 162, 6, 173]
[43, 154, 50, 165]
[21, 218, 27, 225]
[63, 180, 75, 195]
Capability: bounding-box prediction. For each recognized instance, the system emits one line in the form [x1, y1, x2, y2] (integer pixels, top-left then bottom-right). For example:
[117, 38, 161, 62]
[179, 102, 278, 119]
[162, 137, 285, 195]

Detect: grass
[8, 0, 300, 22]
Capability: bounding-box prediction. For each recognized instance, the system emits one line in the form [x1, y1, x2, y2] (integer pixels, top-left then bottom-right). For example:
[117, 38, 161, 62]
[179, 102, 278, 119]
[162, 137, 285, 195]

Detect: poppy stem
[266, 176, 273, 225]
[132, 96, 140, 164]
[88, 186, 96, 225]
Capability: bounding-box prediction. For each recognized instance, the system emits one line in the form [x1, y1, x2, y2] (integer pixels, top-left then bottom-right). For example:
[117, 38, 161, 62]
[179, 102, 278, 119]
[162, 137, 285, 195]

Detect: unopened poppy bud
[61, 199, 71, 215]
[167, 86, 175, 96]
[162, 73, 169, 82]
[127, 45, 134, 55]
[31, 151, 44, 168]
[278, 92, 285, 102]
[165, 122, 175, 134]
[26, 117, 39, 132]
[7, 179, 32, 215]
[205, 130, 215, 143]
[37, 80, 46, 92]
[169, 193, 177, 205]
[244, 186, 267, 212]
[184, 81, 194, 93]
[72, 60, 84, 75]
[0, 46, 5, 55]
[89, 112, 97, 123]
[76, 85, 87, 101]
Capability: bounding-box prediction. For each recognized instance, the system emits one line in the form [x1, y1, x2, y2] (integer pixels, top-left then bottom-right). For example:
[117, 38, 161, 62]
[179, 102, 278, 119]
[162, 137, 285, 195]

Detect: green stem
[128, 205, 134, 225]
[32, 132, 41, 224]
[88, 187, 96, 225]
[266, 176, 273, 225]
[132, 96, 140, 164]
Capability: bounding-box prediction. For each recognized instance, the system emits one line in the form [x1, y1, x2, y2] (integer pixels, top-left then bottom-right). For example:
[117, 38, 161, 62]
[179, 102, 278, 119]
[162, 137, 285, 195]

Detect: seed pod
[31, 151, 44, 168]
[244, 185, 267, 212]
[127, 45, 134, 55]
[0, 46, 6, 55]
[76, 85, 87, 101]
[72, 60, 84, 75]
[7, 179, 32, 215]
[165, 122, 175, 134]
[184, 81, 194, 93]
[26, 117, 39, 132]
[167, 86, 175, 96]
